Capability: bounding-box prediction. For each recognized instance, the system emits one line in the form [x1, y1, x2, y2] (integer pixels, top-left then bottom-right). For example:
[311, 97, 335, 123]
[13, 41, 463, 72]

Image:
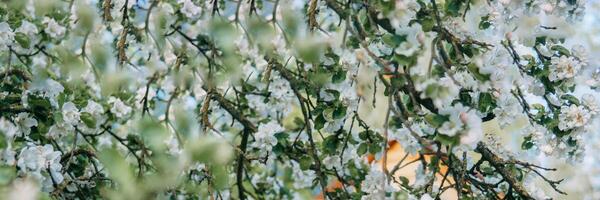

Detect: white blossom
[62, 102, 80, 126]
[42, 17, 66, 38]
[291, 161, 316, 189]
[14, 113, 38, 137]
[0, 22, 14, 50]
[165, 136, 182, 155]
[582, 94, 599, 115]
[558, 105, 591, 131]
[47, 123, 72, 139]
[17, 144, 63, 189]
[252, 121, 282, 155]
[108, 97, 132, 119]
[361, 164, 398, 200]
[0, 117, 19, 139]
[82, 100, 104, 116]
[548, 55, 583, 81]
[29, 79, 64, 108]
[16, 21, 38, 36]
[438, 104, 483, 148]
[178, 0, 201, 18]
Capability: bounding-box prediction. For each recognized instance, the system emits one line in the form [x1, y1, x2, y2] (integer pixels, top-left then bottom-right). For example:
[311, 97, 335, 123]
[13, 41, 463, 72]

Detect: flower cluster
[0, 0, 599, 199]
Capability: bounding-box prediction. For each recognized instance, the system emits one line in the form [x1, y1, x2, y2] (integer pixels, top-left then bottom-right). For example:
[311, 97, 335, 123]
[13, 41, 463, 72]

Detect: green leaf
[467, 63, 490, 81]
[567, 0, 577, 5]
[80, 112, 96, 128]
[332, 70, 347, 84]
[561, 94, 580, 106]
[425, 114, 449, 128]
[394, 54, 418, 67]
[390, 75, 406, 88]
[0, 134, 5, 150]
[333, 105, 347, 120]
[459, 90, 473, 106]
[420, 17, 435, 32]
[275, 130, 290, 139]
[7, 13, 22, 29]
[398, 176, 410, 186]
[368, 144, 381, 154]
[435, 134, 459, 146]
[357, 143, 368, 155]
[314, 114, 326, 130]
[324, 89, 340, 100]
[551, 45, 571, 57]
[322, 135, 339, 154]
[531, 103, 545, 111]
[299, 155, 312, 170]
[382, 34, 407, 47]
[535, 36, 547, 45]
[14, 32, 30, 48]
[478, 92, 496, 113]
[445, 0, 464, 17]
[521, 136, 534, 150]
[481, 166, 495, 175]
[478, 17, 492, 30]
[359, 130, 368, 141]
[425, 83, 440, 97]
[323, 108, 335, 121]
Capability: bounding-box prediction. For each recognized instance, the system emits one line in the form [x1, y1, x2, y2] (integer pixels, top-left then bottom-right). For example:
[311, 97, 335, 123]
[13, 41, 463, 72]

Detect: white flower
[16, 20, 38, 36]
[548, 55, 583, 81]
[97, 135, 113, 148]
[540, 144, 554, 155]
[0, 22, 14, 50]
[190, 163, 207, 182]
[361, 165, 398, 200]
[290, 161, 316, 188]
[438, 104, 482, 148]
[14, 113, 38, 137]
[47, 123, 72, 139]
[269, 76, 294, 99]
[82, 100, 104, 116]
[582, 94, 599, 115]
[2, 148, 16, 166]
[391, 127, 420, 155]
[108, 97, 132, 119]
[324, 119, 344, 133]
[135, 86, 156, 108]
[322, 155, 341, 170]
[247, 94, 269, 117]
[252, 121, 282, 155]
[17, 145, 64, 187]
[0, 117, 19, 139]
[42, 17, 66, 38]
[179, 0, 201, 18]
[420, 194, 434, 200]
[80, 100, 106, 128]
[558, 105, 591, 131]
[319, 89, 336, 102]
[571, 45, 587, 63]
[413, 163, 432, 187]
[438, 105, 466, 137]
[30, 79, 64, 107]
[493, 95, 522, 126]
[165, 136, 181, 155]
[62, 102, 80, 125]
[459, 111, 483, 148]
[422, 77, 459, 108]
